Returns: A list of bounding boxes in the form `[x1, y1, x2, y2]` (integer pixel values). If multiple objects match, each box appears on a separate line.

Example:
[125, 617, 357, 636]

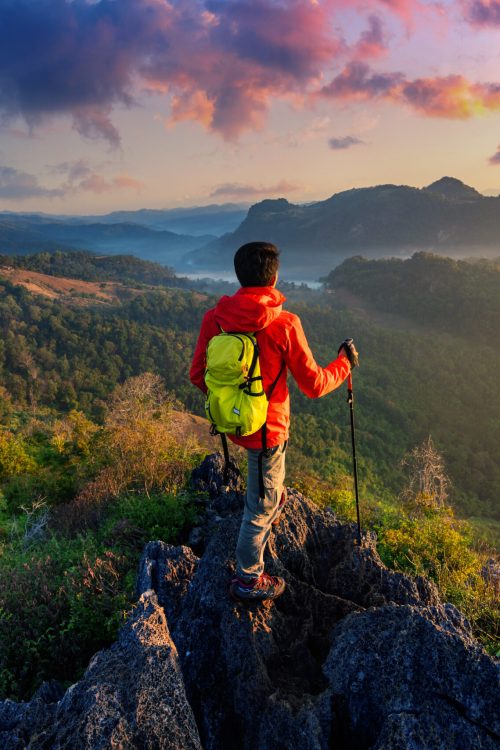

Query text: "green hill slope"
[0, 251, 498, 542]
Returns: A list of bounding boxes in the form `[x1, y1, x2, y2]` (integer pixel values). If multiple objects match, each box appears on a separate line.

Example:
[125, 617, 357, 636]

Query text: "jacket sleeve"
[189, 310, 214, 394]
[284, 315, 350, 398]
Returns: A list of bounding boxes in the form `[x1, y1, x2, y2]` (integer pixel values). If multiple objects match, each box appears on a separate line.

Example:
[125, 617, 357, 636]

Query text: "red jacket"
[189, 286, 350, 449]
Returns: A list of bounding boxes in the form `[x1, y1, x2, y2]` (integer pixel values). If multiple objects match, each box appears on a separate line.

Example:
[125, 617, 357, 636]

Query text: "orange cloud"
[401, 76, 500, 118]
[210, 180, 300, 198]
[321, 63, 500, 119]
[77, 171, 144, 194]
[112, 175, 144, 191]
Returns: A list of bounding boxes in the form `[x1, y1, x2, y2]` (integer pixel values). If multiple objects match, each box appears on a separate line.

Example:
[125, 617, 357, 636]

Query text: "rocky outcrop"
[0, 592, 202, 750]
[1, 453, 498, 749]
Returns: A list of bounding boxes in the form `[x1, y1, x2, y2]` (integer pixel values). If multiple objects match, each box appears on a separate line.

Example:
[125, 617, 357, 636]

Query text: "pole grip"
[347, 372, 353, 391]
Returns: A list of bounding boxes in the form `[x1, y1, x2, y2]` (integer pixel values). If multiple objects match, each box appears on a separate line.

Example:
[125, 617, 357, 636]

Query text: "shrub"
[0, 535, 133, 701]
[0, 432, 36, 482]
[375, 504, 499, 654]
[103, 491, 196, 546]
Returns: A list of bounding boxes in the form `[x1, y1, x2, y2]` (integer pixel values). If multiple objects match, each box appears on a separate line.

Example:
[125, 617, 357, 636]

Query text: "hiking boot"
[271, 489, 288, 526]
[229, 572, 286, 602]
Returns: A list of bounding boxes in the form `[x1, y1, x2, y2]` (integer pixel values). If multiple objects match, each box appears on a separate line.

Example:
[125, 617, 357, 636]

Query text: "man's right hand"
[338, 338, 359, 368]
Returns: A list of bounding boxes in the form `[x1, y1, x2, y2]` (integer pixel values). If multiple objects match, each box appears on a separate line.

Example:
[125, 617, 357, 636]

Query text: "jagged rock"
[326, 605, 499, 749]
[191, 451, 244, 513]
[0, 592, 201, 750]
[137, 542, 199, 628]
[171, 457, 498, 749]
[0, 681, 64, 750]
[1, 454, 498, 749]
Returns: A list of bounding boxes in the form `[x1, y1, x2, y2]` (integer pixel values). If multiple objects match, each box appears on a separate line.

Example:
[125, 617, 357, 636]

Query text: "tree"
[401, 435, 449, 509]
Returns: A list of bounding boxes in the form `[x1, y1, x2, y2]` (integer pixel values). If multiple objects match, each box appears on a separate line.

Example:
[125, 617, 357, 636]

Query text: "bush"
[0, 432, 36, 482]
[0, 488, 196, 700]
[103, 491, 196, 546]
[375, 505, 499, 655]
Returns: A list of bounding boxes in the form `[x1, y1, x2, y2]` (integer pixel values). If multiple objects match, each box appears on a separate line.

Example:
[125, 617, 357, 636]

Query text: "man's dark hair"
[234, 242, 280, 287]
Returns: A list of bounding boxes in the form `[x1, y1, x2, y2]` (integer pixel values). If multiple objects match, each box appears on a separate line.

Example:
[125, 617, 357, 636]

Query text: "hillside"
[0, 250, 498, 540]
[0, 266, 125, 305]
[323, 253, 500, 342]
[183, 177, 500, 278]
[0, 250, 187, 288]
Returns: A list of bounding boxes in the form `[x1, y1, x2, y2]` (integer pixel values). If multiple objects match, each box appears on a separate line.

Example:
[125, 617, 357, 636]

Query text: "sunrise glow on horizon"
[1, 0, 500, 214]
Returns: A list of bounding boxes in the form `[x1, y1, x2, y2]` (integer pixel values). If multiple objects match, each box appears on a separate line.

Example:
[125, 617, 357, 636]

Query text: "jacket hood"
[214, 286, 286, 332]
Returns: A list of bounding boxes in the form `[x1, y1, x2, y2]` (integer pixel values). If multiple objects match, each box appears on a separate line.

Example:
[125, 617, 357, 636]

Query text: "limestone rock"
[0, 592, 201, 750]
[1, 453, 498, 749]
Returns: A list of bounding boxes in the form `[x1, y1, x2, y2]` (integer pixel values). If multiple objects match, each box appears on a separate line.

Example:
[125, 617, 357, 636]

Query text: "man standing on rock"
[190, 242, 358, 602]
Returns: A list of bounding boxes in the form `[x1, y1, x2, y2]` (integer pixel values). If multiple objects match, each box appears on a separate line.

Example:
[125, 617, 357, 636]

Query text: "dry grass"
[0, 266, 133, 306]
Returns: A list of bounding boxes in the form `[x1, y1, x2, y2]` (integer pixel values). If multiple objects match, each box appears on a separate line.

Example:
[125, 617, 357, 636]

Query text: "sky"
[1, 0, 500, 215]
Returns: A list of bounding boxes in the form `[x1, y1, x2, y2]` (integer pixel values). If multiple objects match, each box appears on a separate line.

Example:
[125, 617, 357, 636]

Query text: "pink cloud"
[353, 15, 388, 59]
[321, 63, 500, 119]
[374, 0, 425, 26]
[401, 76, 500, 118]
[0, 0, 339, 143]
[0, 0, 492, 145]
[210, 180, 300, 198]
[79, 172, 144, 194]
[112, 175, 144, 191]
[144, 0, 344, 139]
[489, 145, 500, 164]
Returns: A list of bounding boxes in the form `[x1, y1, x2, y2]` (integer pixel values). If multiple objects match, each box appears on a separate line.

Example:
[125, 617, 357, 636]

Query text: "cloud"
[77, 173, 143, 194]
[0, 166, 64, 199]
[50, 159, 94, 182]
[210, 180, 299, 198]
[328, 135, 365, 150]
[0, 161, 143, 200]
[0, 0, 494, 145]
[400, 76, 500, 118]
[0, 0, 342, 143]
[322, 62, 404, 100]
[321, 62, 500, 119]
[489, 146, 500, 164]
[465, 1, 500, 25]
[353, 16, 388, 59]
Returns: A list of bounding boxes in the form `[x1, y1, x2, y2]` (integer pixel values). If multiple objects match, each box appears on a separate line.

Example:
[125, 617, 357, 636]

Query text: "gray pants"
[235, 441, 287, 582]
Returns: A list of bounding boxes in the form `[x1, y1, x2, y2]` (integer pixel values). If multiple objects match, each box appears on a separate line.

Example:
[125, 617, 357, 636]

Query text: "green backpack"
[204, 331, 267, 436]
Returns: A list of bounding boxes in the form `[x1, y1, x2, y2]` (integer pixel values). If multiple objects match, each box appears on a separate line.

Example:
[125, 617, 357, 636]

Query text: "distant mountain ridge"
[0, 216, 213, 264]
[183, 177, 500, 278]
[2, 179, 499, 279]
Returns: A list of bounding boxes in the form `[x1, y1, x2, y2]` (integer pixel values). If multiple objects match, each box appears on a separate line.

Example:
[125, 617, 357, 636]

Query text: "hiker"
[190, 242, 358, 602]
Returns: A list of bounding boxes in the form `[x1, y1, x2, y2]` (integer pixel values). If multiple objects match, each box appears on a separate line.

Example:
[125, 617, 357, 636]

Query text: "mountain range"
[183, 177, 500, 278]
[1, 178, 499, 279]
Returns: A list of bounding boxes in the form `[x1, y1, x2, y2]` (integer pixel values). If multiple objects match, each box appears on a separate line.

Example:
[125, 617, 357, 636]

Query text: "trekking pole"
[347, 372, 362, 545]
